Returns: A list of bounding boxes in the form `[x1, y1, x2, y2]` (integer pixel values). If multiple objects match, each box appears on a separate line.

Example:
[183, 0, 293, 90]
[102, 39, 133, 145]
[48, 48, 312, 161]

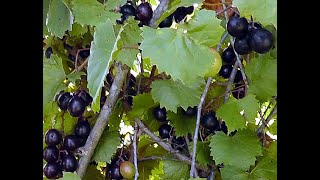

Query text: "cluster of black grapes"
[56, 89, 93, 117]
[116, 1, 194, 28]
[43, 118, 91, 179]
[217, 15, 274, 100]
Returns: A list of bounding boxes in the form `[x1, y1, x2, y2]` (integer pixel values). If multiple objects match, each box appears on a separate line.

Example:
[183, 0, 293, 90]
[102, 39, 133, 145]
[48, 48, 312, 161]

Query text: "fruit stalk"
[135, 118, 209, 172]
[133, 122, 139, 180]
[76, 62, 129, 178]
[190, 77, 212, 178]
[256, 104, 277, 135]
[148, 0, 170, 28]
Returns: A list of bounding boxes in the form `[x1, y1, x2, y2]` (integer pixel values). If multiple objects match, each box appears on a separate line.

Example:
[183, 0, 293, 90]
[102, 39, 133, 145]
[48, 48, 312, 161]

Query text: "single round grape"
[234, 35, 252, 55]
[200, 111, 219, 131]
[227, 16, 249, 38]
[45, 129, 62, 146]
[153, 106, 167, 122]
[221, 46, 236, 64]
[74, 120, 91, 139]
[45, 47, 53, 58]
[159, 124, 173, 139]
[182, 106, 197, 116]
[120, 161, 135, 179]
[43, 146, 59, 162]
[43, 162, 61, 179]
[136, 2, 153, 24]
[232, 83, 246, 99]
[67, 96, 86, 117]
[219, 65, 233, 78]
[63, 135, 81, 151]
[62, 154, 78, 172]
[248, 28, 274, 54]
[57, 92, 72, 110]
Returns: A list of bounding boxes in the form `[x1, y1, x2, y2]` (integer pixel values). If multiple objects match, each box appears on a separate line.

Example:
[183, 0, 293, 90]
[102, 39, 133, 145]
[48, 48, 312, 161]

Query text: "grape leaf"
[108, 102, 122, 131]
[245, 53, 277, 102]
[162, 160, 189, 180]
[69, 23, 88, 37]
[46, 0, 73, 38]
[140, 27, 215, 85]
[268, 120, 277, 135]
[209, 129, 263, 170]
[62, 112, 78, 135]
[60, 172, 81, 180]
[157, 0, 202, 24]
[92, 130, 120, 162]
[167, 109, 196, 136]
[104, 0, 127, 8]
[179, 10, 224, 46]
[139, 160, 160, 180]
[87, 20, 123, 112]
[66, 72, 85, 82]
[189, 141, 213, 166]
[233, 0, 277, 28]
[43, 0, 50, 34]
[216, 95, 259, 133]
[150, 161, 164, 180]
[116, 18, 142, 69]
[129, 93, 157, 118]
[43, 55, 66, 107]
[143, 108, 164, 132]
[71, 0, 120, 26]
[150, 79, 203, 113]
[83, 165, 104, 180]
[220, 165, 249, 180]
[188, 178, 206, 180]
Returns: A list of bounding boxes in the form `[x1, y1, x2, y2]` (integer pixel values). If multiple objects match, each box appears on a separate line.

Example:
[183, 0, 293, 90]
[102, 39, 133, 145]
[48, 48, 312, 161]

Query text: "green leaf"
[43, 55, 66, 106]
[87, 20, 122, 112]
[108, 102, 122, 131]
[140, 27, 215, 85]
[60, 172, 81, 180]
[188, 178, 206, 180]
[233, 0, 277, 28]
[129, 93, 157, 118]
[116, 18, 142, 69]
[46, 0, 73, 38]
[245, 53, 277, 102]
[69, 23, 88, 37]
[157, 0, 202, 24]
[209, 129, 263, 170]
[83, 165, 105, 180]
[105, 0, 127, 8]
[43, 0, 51, 34]
[66, 72, 85, 82]
[268, 120, 277, 135]
[92, 130, 120, 162]
[251, 156, 277, 180]
[139, 160, 160, 180]
[162, 160, 189, 180]
[62, 112, 78, 135]
[220, 165, 249, 180]
[150, 79, 203, 113]
[180, 10, 224, 46]
[72, 0, 120, 26]
[189, 141, 213, 166]
[167, 109, 196, 136]
[216, 95, 259, 133]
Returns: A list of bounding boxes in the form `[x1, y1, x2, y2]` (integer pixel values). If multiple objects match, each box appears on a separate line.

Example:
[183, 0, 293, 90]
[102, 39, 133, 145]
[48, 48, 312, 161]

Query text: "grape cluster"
[227, 15, 274, 55]
[116, 1, 194, 28]
[43, 118, 91, 179]
[56, 89, 92, 117]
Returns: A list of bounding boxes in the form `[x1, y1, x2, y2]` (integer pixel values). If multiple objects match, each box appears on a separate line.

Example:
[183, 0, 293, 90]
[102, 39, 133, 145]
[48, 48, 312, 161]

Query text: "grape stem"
[135, 118, 209, 172]
[138, 156, 180, 162]
[76, 62, 129, 178]
[190, 77, 212, 178]
[75, 48, 90, 72]
[216, 31, 229, 52]
[71, 57, 89, 74]
[256, 104, 277, 135]
[148, 0, 170, 28]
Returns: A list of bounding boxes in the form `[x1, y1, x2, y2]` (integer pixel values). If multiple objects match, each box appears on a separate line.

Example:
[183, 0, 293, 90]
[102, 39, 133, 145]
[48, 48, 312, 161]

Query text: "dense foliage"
[43, 0, 277, 179]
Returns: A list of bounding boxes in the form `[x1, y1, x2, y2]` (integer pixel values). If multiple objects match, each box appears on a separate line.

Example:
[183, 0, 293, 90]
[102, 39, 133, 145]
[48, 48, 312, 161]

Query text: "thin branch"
[216, 32, 229, 52]
[135, 118, 209, 172]
[149, 0, 170, 28]
[256, 104, 277, 135]
[133, 122, 139, 180]
[71, 57, 89, 74]
[190, 77, 212, 178]
[138, 156, 179, 162]
[76, 62, 129, 178]
[75, 48, 90, 72]
[224, 62, 239, 102]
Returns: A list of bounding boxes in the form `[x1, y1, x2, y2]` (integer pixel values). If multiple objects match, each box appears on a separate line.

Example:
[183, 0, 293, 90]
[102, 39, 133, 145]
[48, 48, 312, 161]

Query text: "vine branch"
[190, 77, 212, 177]
[149, 0, 170, 28]
[76, 62, 129, 178]
[133, 122, 139, 180]
[135, 118, 209, 172]
[256, 104, 277, 135]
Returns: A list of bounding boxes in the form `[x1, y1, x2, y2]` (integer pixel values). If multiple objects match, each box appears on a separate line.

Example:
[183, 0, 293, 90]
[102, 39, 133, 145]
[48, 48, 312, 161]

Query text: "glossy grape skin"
[45, 129, 62, 146]
[45, 47, 53, 58]
[153, 106, 167, 122]
[62, 154, 78, 172]
[221, 46, 236, 64]
[43, 146, 59, 162]
[63, 135, 81, 152]
[159, 14, 173, 28]
[232, 83, 246, 99]
[200, 111, 219, 131]
[234, 35, 252, 55]
[67, 96, 86, 117]
[182, 106, 197, 116]
[43, 162, 61, 179]
[219, 65, 233, 78]
[120, 161, 135, 178]
[136, 2, 153, 24]
[233, 70, 243, 83]
[248, 28, 274, 54]
[57, 92, 72, 110]
[227, 16, 249, 38]
[109, 165, 123, 180]
[159, 124, 173, 139]
[74, 120, 91, 139]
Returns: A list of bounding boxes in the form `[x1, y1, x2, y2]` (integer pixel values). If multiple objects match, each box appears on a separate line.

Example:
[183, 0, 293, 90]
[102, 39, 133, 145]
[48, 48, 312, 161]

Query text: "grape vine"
[43, 0, 277, 179]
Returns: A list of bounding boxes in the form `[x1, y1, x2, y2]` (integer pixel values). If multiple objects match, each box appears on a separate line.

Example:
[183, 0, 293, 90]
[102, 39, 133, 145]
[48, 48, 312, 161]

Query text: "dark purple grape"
[109, 165, 123, 180]
[171, 136, 187, 151]
[221, 46, 236, 64]
[79, 91, 93, 106]
[63, 135, 81, 151]
[45, 129, 62, 146]
[75, 120, 91, 139]
[159, 124, 173, 139]
[233, 70, 242, 83]
[57, 92, 72, 110]
[67, 96, 86, 117]
[62, 154, 78, 172]
[159, 14, 173, 28]
[136, 2, 153, 24]
[234, 35, 252, 55]
[248, 22, 262, 32]
[232, 83, 246, 99]
[173, 6, 194, 23]
[248, 28, 274, 54]
[120, 4, 136, 17]
[200, 111, 219, 131]
[68, 54, 76, 61]
[43, 146, 59, 162]
[227, 16, 249, 38]
[43, 162, 61, 179]
[79, 49, 90, 59]
[219, 65, 233, 78]
[216, 121, 228, 134]
[45, 47, 53, 58]
[182, 106, 197, 116]
[153, 106, 167, 122]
